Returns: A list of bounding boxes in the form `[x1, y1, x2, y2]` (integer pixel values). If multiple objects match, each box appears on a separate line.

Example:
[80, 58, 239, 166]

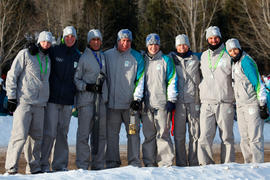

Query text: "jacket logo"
[124, 61, 130, 67]
[156, 64, 161, 70]
[74, 62, 78, 68]
[55, 57, 64, 62]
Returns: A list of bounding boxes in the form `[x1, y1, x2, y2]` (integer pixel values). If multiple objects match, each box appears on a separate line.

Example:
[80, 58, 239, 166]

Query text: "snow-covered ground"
[1, 116, 270, 179]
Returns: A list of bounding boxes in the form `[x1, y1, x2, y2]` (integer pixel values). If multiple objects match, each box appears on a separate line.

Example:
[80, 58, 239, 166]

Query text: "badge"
[227, 108, 232, 114]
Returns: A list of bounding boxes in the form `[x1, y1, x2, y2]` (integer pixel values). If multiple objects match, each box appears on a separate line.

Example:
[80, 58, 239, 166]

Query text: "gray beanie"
[63, 26, 77, 39]
[146, 33, 160, 47]
[225, 38, 241, 52]
[37, 31, 53, 44]
[117, 29, 132, 41]
[87, 29, 102, 43]
[206, 26, 222, 40]
[175, 34, 190, 48]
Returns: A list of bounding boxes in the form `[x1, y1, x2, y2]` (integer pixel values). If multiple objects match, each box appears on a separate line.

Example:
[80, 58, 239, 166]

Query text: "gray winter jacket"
[144, 51, 178, 108]
[6, 49, 51, 106]
[232, 51, 267, 106]
[199, 44, 234, 104]
[105, 47, 144, 109]
[74, 47, 108, 108]
[169, 51, 200, 104]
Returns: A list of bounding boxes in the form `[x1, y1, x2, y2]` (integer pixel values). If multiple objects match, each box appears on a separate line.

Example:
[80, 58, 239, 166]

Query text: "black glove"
[260, 105, 269, 120]
[7, 99, 17, 112]
[130, 100, 142, 111]
[86, 83, 102, 94]
[27, 42, 39, 56]
[166, 101, 175, 113]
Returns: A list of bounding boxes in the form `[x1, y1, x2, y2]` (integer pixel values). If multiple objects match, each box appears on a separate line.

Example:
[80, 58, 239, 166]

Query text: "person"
[5, 31, 52, 174]
[105, 29, 144, 168]
[141, 33, 178, 167]
[198, 26, 235, 165]
[40, 26, 81, 172]
[169, 34, 201, 166]
[226, 38, 268, 163]
[74, 29, 108, 170]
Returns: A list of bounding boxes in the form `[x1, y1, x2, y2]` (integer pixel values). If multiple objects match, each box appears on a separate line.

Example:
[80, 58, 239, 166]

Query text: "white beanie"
[63, 26, 77, 39]
[87, 29, 102, 43]
[37, 31, 53, 44]
[175, 34, 190, 48]
[206, 26, 222, 40]
[225, 38, 241, 52]
[145, 33, 160, 47]
[117, 29, 132, 41]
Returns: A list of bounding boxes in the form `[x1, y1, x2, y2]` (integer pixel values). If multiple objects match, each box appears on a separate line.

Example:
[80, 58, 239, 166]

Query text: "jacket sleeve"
[74, 56, 86, 91]
[6, 50, 26, 99]
[163, 55, 178, 102]
[131, 49, 145, 101]
[241, 55, 267, 105]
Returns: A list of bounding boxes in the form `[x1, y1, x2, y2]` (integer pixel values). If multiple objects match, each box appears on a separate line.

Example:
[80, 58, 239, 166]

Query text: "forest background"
[0, 0, 269, 74]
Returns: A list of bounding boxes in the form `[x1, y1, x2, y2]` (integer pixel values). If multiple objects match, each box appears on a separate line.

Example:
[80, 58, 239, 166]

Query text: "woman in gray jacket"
[5, 31, 52, 174]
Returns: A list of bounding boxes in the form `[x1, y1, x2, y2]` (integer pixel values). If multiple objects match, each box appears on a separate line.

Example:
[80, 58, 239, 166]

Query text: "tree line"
[0, 0, 269, 74]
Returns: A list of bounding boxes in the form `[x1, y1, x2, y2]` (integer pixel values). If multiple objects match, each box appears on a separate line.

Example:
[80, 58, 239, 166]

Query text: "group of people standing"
[4, 25, 269, 174]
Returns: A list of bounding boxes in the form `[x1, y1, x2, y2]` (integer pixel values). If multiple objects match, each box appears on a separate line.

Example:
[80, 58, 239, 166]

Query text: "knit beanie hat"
[225, 38, 241, 52]
[87, 29, 102, 43]
[37, 31, 53, 44]
[63, 26, 77, 39]
[146, 33, 160, 47]
[206, 26, 221, 40]
[175, 34, 190, 48]
[117, 29, 132, 41]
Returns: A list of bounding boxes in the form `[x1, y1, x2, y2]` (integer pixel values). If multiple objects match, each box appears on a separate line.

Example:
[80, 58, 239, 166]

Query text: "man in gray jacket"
[5, 31, 52, 174]
[74, 29, 108, 170]
[198, 26, 235, 165]
[169, 34, 201, 166]
[142, 33, 178, 167]
[105, 29, 144, 168]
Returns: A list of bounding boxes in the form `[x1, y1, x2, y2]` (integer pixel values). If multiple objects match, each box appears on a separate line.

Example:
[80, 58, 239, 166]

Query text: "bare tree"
[167, 0, 221, 52]
[234, 0, 270, 73]
[0, 0, 34, 72]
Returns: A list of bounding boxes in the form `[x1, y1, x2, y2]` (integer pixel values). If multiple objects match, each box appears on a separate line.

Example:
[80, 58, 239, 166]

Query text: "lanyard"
[36, 53, 48, 75]
[91, 50, 102, 69]
[208, 48, 225, 71]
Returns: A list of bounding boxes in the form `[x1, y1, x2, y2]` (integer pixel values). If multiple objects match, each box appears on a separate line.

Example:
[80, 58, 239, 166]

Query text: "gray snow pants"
[237, 104, 264, 163]
[76, 103, 107, 170]
[40, 103, 72, 171]
[106, 108, 141, 168]
[5, 103, 45, 174]
[174, 103, 200, 166]
[141, 107, 174, 167]
[198, 103, 235, 165]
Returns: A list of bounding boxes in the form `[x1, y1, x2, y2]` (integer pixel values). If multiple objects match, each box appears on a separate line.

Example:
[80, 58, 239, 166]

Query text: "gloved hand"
[130, 100, 142, 111]
[259, 105, 269, 120]
[166, 101, 176, 113]
[27, 42, 39, 55]
[86, 83, 102, 94]
[7, 99, 17, 112]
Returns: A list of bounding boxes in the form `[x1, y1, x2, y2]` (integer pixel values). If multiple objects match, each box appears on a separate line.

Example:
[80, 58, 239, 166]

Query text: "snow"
[1, 115, 270, 179]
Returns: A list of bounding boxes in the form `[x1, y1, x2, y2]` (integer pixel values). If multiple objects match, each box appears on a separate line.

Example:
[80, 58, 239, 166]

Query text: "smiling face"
[64, 34, 76, 47]
[228, 48, 240, 58]
[176, 44, 189, 54]
[89, 38, 102, 51]
[207, 36, 220, 46]
[147, 44, 160, 55]
[117, 38, 131, 52]
[39, 41, 51, 50]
